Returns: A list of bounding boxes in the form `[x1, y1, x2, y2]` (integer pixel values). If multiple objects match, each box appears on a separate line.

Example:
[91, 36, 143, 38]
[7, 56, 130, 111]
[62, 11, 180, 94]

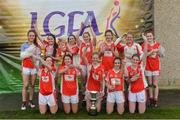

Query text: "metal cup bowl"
[88, 91, 98, 116]
[89, 91, 98, 101]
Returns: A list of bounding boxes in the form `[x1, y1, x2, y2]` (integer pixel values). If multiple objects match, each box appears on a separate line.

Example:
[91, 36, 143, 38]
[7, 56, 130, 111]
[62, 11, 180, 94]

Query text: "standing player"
[66, 34, 80, 67]
[82, 45, 105, 113]
[20, 30, 38, 110]
[106, 57, 125, 115]
[122, 32, 144, 104]
[58, 54, 81, 114]
[34, 22, 58, 57]
[99, 29, 119, 74]
[124, 32, 143, 67]
[126, 34, 148, 114]
[142, 30, 161, 107]
[78, 22, 97, 101]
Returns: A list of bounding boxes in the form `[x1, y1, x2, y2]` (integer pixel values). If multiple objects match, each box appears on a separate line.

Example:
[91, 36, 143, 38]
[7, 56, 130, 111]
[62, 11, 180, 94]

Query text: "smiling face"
[68, 35, 76, 45]
[45, 57, 53, 66]
[64, 55, 72, 66]
[146, 32, 154, 43]
[92, 53, 99, 64]
[114, 58, 121, 69]
[126, 33, 134, 47]
[83, 32, 90, 43]
[105, 31, 113, 42]
[131, 55, 140, 67]
[28, 31, 36, 43]
[47, 35, 55, 45]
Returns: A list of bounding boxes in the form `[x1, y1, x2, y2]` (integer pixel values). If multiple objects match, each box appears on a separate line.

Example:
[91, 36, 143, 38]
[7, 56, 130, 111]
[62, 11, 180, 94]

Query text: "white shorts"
[61, 94, 79, 104]
[39, 92, 57, 107]
[128, 90, 146, 103]
[22, 67, 37, 75]
[145, 70, 160, 76]
[80, 65, 87, 76]
[73, 55, 80, 67]
[107, 91, 125, 104]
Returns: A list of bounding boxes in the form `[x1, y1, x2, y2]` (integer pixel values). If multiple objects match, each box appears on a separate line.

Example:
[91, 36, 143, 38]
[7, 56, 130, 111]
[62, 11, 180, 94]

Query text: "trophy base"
[88, 109, 98, 116]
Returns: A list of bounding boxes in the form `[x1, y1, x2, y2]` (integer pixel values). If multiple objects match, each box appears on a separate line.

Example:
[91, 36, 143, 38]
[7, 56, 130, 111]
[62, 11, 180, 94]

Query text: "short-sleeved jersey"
[60, 65, 80, 96]
[116, 42, 125, 58]
[56, 48, 62, 57]
[124, 43, 143, 66]
[20, 42, 35, 68]
[37, 40, 53, 57]
[99, 41, 115, 71]
[45, 45, 54, 57]
[80, 41, 93, 65]
[142, 41, 160, 71]
[106, 69, 124, 92]
[39, 66, 56, 95]
[127, 65, 146, 93]
[66, 44, 79, 55]
[86, 64, 105, 92]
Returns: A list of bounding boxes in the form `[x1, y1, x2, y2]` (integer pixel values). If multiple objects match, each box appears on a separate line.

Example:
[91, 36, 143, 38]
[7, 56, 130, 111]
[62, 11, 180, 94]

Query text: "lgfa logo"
[30, 11, 103, 37]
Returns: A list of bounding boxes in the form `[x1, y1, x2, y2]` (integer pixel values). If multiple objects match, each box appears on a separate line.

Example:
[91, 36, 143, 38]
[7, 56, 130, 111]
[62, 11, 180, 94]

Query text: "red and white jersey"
[45, 45, 54, 57]
[57, 48, 62, 57]
[37, 39, 54, 57]
[142, 41, 160, 71]
[106, 69, 124, 92]
[80, 41, 93, 65]
[124, 43, 143, 66]
[39, 66, 56, 95]
[116, 42, 125, 58]
[22, 58, 34, 68]
[127, 65, 146, 93]
[86, 64, 105, 92]
[66, 44, 79, 55]
[20, 42, 38, 68]
[99, 41, 115, 72]
[37, 39, 48, 48]
[60, 65, 80, 96]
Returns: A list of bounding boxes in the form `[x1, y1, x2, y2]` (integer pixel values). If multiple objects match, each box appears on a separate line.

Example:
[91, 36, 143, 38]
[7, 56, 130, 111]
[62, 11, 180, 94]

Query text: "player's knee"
[30, 84, 35, 89]
[139, 110, 145, 114]
[118, 111, 124, 115]
[51, 110, 57, 114]
[64, 109, 71, 114]
[23, 85, 28, 90]
[129, 109, 135, 114]
[40, 111, 46, 114]
[97, 106, 101, 112]
[117, 108, 124, 115]
[148, 83, 153, 88]
[72, 109, 78, 114]
[106, 109, 113, 114]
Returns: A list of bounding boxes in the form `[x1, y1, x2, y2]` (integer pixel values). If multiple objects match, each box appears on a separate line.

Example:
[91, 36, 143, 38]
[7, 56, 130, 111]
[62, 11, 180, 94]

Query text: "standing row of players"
[20, 22, 162, 115]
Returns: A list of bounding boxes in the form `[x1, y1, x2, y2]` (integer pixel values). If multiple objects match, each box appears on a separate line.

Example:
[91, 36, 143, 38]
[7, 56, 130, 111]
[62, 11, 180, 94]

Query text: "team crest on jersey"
[111, 78, 121, 85]
[42, 76, 49, 82]
[65, 75, 74, 81]
[82, 47, 90, 52]
[98, 71, 101, 75]
[93, 73, 99, 80]
[104, 50, 113, 57]
[130, 71, 134, 76]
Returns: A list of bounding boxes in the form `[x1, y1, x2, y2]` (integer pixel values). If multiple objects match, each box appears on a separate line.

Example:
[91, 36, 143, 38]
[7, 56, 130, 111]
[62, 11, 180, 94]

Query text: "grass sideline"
[0, 107, 180, 119]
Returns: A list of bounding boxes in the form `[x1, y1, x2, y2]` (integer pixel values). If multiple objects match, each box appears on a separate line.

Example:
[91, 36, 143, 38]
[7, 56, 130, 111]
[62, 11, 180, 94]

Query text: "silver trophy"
[88, 91, 98, 116]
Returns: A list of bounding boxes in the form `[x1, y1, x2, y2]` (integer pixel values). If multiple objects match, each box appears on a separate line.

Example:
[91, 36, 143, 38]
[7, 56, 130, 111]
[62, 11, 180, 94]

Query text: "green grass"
[0, 107, 180, 119]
